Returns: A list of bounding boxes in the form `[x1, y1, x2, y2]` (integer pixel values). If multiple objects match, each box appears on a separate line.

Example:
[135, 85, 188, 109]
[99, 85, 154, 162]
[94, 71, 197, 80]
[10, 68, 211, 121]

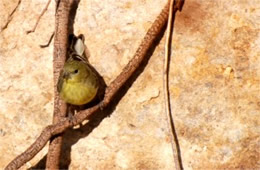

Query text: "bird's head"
[62, 60, 89, 83]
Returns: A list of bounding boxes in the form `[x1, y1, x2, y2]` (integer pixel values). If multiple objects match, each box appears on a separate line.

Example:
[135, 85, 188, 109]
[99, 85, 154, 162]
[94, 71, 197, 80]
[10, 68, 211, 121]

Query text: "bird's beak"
[63, 72, 71, 80]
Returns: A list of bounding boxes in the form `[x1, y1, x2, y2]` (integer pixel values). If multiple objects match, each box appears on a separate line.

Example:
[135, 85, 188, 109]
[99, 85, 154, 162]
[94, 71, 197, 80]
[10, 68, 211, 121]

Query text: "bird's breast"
[60, 81, 98, 105]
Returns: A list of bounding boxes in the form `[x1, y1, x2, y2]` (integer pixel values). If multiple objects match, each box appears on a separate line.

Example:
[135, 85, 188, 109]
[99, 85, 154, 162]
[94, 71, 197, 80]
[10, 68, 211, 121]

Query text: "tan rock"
[0, 0, 259, 169]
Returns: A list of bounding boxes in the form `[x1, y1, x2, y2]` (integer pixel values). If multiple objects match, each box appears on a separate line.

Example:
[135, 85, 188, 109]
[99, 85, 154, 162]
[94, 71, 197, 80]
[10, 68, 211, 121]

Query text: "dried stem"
[40, 32, 55, 48]
[164, 0, 184, 170]
[46, 0, 70, 169]
[26, 0, 52, 34]
[5, 0, 183, 169]
[1, 0, 21, 32]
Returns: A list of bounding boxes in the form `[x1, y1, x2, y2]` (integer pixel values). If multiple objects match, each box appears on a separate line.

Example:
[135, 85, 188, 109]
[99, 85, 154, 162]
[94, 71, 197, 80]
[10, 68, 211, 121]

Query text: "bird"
[57, 34, 99, 105]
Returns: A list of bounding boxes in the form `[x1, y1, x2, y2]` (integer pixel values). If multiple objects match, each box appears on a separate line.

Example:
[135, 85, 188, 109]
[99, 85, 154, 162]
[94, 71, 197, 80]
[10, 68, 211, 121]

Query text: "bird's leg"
[67, 104, 75, 123]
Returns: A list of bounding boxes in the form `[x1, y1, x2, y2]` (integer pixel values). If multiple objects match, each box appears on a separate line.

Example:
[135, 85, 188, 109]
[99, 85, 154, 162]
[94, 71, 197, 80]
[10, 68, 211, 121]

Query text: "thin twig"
[40, 32, 55, 48]
[164, 0, 184, 170]
[46, 0, 70, 169]
[5, 1, 184, 169]
[26, 0, 52, 34]
[1, 0, 21, 32]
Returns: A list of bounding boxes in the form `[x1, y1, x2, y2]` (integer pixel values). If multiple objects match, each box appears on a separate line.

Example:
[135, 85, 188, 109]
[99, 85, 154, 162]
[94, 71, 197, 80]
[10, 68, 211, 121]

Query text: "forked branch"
[5, 0, 184, 169]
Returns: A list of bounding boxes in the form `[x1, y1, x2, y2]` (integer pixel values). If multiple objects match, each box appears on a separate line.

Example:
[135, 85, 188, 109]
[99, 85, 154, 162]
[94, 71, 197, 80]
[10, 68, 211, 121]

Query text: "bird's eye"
[74, 69, 79, 74]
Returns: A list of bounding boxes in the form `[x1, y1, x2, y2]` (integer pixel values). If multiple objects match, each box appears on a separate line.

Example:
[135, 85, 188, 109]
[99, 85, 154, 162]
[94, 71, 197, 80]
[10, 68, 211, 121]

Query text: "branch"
[1, 0, 21, 32]
[5, 0, 184, 169]
[26, 0, 51, 34]
[164, 0, 184, 170]
[46, 0, 70, 169]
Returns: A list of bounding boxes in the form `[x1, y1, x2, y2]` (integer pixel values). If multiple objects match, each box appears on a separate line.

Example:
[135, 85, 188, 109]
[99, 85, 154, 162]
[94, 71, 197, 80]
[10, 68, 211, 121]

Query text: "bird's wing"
[57, 70, 64, 93]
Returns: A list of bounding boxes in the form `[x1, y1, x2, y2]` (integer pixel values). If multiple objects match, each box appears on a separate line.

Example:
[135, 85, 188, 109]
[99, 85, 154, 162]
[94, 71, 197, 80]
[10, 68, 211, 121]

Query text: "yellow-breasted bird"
[57, 34, 99, 105]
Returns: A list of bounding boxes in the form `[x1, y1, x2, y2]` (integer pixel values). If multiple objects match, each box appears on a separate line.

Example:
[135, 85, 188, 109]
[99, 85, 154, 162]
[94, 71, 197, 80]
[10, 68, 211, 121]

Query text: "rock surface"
[0, 0, 259, 169]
